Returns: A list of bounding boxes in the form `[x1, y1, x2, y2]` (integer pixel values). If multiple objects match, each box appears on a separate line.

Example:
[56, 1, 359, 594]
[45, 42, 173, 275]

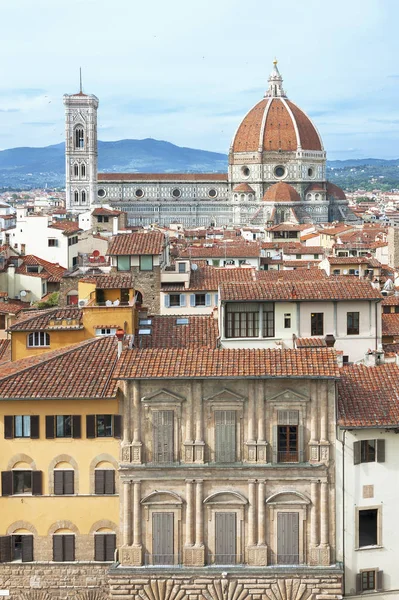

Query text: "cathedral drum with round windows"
[171, 188, 182, 199]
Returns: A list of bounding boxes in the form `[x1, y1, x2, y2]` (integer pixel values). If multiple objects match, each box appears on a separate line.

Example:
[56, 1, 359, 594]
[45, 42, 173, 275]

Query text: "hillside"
[0, 139, 398, 191]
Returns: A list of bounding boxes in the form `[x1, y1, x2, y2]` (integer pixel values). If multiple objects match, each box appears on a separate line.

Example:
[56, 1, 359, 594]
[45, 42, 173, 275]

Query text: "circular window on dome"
[308, 167, 315, 178]
[208, 188, 217, 198]
[241, 166, 250, 178]
[172, 188, 181, 198]
[97, 188, 106, 198]
[274, 166, 286, 178]
[135, 188, 144, 198]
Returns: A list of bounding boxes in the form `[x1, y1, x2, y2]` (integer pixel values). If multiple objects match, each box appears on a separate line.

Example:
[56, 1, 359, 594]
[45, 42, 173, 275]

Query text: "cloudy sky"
[1, 0, 399, 160]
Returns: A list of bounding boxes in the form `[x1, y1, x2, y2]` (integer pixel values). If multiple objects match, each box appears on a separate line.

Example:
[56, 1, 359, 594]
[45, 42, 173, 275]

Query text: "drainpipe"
[341, 428, 347, 596]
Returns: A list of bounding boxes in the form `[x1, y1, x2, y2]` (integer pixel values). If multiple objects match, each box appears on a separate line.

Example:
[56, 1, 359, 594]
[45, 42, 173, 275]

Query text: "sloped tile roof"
[382, 295, 399, 306]
[219, 279, 382, 302]
[263, 182, 301, 202]
[49, 221, 82, 234]
[15, 254, 66, 282]
[0, 337, 119, 399]
[0, 301, 25, 315]
[179, 242, 261, 259]
[256, 268, 327, 281]
[92, 207, 122, 217]
[382, 313, 399, 336]
[162, 266, 255, 292]
[0, 340, 11, 365]
[89, 274, 134, 289]
[115, 347, 339, 379]
[9, 307, 82, 332]
[136, 315, 219, 349]
[338, 364, 399, 427]
[108, 231, 165, 256]
[296, 337, 327, 348]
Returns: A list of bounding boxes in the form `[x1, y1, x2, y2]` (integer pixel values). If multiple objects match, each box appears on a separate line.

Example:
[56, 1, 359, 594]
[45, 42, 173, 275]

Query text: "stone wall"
[108, 570, 343, 600]
[0, 563, 109, 599]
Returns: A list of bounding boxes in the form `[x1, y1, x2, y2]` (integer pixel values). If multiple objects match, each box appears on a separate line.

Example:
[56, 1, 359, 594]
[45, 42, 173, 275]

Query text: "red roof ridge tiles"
[114, 347, 340, 379]
[108, 231, 165, 256]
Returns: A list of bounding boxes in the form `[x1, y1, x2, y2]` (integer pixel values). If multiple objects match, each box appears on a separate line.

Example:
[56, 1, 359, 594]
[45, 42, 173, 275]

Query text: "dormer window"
[27, 265, 40, 273]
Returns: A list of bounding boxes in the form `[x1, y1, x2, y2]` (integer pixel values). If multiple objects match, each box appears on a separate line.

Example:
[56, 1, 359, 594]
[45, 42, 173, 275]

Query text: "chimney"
[336, 351, 344, 368]
[115, 328, 125, 358]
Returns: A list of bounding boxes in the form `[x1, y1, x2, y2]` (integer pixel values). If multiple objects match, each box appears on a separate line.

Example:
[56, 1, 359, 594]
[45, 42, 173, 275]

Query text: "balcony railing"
[277, 451, 299, 463]
[270, 553, 302, 566]
[144, 554, 181, 567]
[208, 553, 244, 566]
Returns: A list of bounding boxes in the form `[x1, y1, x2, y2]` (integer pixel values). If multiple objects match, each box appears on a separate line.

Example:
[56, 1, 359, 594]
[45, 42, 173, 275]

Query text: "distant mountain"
[0, 138, 399, 191]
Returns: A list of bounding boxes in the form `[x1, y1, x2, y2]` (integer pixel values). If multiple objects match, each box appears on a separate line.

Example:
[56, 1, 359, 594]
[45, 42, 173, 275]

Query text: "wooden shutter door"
[54, 471, 64, 495]
[32, 471, 42, 495]
[64, 471, 74, 495]
[30, 416, 40, 439]
[4, 416, 13, 439]
[22, 535, 33, 562]
[277, 512, 299, 565]
[215, 512, 236, 564]
[152, 512, 174, 565]
[86, 415, 96, 438]
[104, 470, 115, 494]
[0, 536, 11, 562]
[153, 411, 174, 463]
[1, 472, 12, 496]
[353, 441, 361, 465]
[45, 416, 55, 439]
[64, 535, 75, 561]
[72, 415, 81, 439]
[377, 440, 385, 463]
[53, 535, 63, 561]
[94, 534, 105, 561]
[113, 415, 122, 439]
[105, 534, 116, 561]
[95, 470, 105, 494]
[215, 410, 236, 463]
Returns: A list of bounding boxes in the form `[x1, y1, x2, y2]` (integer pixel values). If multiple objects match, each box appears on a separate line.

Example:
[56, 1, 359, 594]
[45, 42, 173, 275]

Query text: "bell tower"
[63, 73, 99, 212]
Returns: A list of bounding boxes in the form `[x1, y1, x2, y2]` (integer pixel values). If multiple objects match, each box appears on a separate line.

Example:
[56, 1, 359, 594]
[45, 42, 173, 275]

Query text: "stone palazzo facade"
[64, 61, 354, 228]
[113, 353, 342, 600]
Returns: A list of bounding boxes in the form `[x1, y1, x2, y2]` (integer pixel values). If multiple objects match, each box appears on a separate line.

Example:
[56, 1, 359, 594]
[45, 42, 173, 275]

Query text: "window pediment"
[204, 491, 248, 505]
[141, 389, 186, 406]
[205, 388, 245, 405]
[268, 388, 309, 403]
[141, 490, 184, 506]
[266, 490, 310, 505]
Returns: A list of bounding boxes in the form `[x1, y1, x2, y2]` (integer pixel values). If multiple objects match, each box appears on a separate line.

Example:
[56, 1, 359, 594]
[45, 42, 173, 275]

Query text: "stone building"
[64, 61, 355, 228]
[111, 346, 343, 599]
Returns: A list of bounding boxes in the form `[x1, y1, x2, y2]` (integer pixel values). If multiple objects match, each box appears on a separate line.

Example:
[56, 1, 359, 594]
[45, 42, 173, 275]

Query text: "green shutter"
[215, 410, 236, 463]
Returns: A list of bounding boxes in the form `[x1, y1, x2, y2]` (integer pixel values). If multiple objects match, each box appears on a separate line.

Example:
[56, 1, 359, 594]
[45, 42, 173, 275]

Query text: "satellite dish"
[20, 290, 27, 297]
[191, 264, 198, 271]
[93, 250, 100, 257]
[343, 270, 348, 275]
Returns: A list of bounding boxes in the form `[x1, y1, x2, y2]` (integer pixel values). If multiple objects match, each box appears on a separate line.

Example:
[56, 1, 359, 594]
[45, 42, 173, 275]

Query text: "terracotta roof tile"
[92, 207, 122, 217]
[296, 337, 327, 348]
[108, 231, 165, 256]
[15, 254, 66, 282]
[0, 340, 11, 365]
[263, 182, 301, 202]
[9, 307, 82, 332]
[381, 295, 399, 306]
[327, 182, 346, 200]
[338, 363, 399, 427]
[233, 183, 255, 193]
[0, 301, 25, 315]
[256, 268, 327, 282]
[115, 347, 339, 380]
[0, 337, 118, 399]
[136, 315, 219, 349]
[220, 279, 382, 302]
[50, 221, 81, 234]
[382, 313, 399, 336]
[179, 242, 261, 259]
[88, 274, 134, 289]
[163, 265, 255, 292]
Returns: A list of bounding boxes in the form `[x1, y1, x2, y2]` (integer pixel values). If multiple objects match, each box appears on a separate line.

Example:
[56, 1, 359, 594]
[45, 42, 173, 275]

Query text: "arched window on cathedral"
[74, 191, 79, 203]
[81, 164, 86, 178]
[75, 128, 84, 149]
[73, 164, 79, 177]
[81, 190, 86, 203]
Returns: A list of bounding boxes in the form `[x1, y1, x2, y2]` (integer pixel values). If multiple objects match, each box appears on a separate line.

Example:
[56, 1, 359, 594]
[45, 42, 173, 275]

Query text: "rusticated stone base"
[183, 544, 205, 566]
[108, 570, 343, 600]
[0, 563, 109, 599]
[309, 544, 331, 566]
[119, 544, 142, 566]
[247, 545, 268, 565]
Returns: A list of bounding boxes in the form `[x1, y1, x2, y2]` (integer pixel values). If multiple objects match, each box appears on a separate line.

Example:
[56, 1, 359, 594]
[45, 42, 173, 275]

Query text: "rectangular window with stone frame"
[272, 411, 304, 463]
[356, 570, 383, 593]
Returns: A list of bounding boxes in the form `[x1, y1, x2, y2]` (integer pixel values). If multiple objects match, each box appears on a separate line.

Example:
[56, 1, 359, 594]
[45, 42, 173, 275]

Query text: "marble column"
[185, 480, 194, 546]
[310, 480, 319, 547]
[248, 480, 256, 547]
[123, 480, 132, 546]
[257, 480, 266, 546]
[195, 480, 204, 546]
[320, 481, 329, 547]
[133, 480, 141, 546]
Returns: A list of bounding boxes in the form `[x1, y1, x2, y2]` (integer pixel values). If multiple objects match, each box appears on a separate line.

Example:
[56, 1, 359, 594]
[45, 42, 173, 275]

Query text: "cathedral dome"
[233, 183, 255, 192]
[327, 182, 346, 200]
[263, 182, 301, 202]
[231, 61, 323, 154]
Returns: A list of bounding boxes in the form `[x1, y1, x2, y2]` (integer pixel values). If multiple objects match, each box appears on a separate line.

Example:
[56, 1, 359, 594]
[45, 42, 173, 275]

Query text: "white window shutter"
[190, 294, 196, 307]
[164, 295, 170, 308]
[214, 293, 218, 305]
[180, 295, 186, 307]
[205, 293, 211, 306]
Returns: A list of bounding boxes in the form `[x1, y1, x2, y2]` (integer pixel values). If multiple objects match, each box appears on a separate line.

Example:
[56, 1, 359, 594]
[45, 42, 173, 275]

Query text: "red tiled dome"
[327, 182, 346, 200]
[232, 97, 323, 153]
[263, 182, 301, 202]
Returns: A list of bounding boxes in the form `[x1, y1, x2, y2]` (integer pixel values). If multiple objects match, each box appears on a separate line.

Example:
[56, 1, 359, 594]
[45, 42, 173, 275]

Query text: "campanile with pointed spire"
[63, 74, 99, 212]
